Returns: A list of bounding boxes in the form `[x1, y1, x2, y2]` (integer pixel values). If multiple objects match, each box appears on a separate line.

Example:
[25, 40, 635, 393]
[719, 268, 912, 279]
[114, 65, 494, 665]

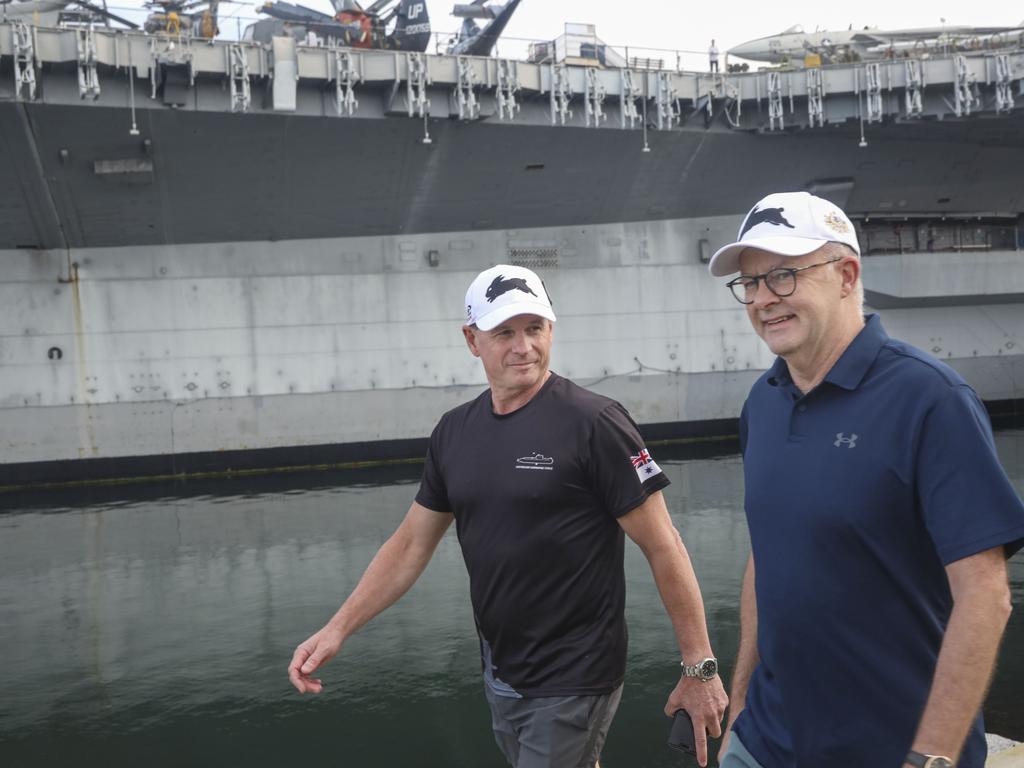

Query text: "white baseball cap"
[465, 264, 556, 331]
[708, 191, 861, 277]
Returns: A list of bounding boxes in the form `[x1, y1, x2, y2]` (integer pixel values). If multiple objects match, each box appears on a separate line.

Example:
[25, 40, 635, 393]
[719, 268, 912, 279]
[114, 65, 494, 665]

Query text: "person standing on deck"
[708, 191, 1024, 768]
[289, 265, 728, 768]
[709, 40, 720, 72]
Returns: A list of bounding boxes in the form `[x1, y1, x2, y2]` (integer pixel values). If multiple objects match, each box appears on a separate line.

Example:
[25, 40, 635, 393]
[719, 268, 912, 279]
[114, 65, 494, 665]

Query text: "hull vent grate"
[509, 248, 559, 269]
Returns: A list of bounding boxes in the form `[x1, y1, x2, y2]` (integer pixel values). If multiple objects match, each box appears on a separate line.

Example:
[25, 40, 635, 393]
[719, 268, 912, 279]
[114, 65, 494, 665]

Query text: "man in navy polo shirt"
[708, 192, 1024, 768]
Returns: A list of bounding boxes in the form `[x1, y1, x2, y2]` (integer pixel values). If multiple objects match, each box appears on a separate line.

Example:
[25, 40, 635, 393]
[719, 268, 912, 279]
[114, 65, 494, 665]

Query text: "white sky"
[106, 1, 1024, 62]
[478, 0, 1024, 54]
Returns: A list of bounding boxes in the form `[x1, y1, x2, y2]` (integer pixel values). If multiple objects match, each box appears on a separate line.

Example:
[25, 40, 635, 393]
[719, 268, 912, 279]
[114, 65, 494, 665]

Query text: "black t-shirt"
[415, 373, 670, 697]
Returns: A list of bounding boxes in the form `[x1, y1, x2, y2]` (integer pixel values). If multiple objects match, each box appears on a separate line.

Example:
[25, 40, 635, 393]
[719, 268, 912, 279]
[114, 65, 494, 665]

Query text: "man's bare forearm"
[906, 548, 1011, 764]
[727, 555, 759, 728]
[327, 503, 453, 640]
[620, 493, 714, 659]
[619, 492, 728, 766]
[647, 538, 715, 659]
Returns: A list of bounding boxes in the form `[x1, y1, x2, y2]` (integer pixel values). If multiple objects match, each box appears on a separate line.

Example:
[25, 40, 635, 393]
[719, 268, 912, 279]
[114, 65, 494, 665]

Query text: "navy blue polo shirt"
[736, 314, 1024, 768]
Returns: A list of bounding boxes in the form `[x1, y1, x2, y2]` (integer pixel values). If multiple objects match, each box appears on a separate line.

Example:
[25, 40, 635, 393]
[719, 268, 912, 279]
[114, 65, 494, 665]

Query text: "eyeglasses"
[725, 257, 842, 305]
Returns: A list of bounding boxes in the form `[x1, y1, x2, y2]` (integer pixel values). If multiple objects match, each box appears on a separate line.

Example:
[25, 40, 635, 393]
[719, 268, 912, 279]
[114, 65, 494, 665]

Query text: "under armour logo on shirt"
[834, 433, 858, 449]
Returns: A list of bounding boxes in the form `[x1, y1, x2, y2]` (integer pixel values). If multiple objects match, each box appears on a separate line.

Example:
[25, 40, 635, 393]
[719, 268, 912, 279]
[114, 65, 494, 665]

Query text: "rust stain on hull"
[68, 260, 98, 458]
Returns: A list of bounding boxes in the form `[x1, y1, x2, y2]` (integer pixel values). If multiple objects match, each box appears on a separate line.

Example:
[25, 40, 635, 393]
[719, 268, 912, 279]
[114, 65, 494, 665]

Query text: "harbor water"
[1, 431, 1022, 767]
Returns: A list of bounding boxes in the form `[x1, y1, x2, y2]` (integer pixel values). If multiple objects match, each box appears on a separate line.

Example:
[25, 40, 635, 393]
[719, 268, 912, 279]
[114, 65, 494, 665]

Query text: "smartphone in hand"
[667, 708, 697, 755]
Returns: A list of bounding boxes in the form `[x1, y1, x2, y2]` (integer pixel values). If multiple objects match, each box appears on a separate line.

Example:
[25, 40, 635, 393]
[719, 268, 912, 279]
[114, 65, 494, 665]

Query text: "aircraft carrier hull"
[4, 100, 1024, 249]
[1, 26, 1023, 486]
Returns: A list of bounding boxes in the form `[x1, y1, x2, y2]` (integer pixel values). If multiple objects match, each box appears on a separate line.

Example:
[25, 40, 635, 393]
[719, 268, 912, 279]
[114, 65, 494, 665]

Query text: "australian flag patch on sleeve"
[630, 448, 663, 482]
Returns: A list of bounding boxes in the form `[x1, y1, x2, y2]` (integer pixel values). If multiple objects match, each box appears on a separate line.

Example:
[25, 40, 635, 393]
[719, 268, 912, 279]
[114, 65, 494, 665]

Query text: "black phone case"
[667, 709, 696, 755]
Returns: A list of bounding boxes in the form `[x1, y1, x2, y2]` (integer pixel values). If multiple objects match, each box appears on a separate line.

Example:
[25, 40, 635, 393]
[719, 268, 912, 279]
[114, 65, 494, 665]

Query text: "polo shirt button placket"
[789, 396, 807, 441]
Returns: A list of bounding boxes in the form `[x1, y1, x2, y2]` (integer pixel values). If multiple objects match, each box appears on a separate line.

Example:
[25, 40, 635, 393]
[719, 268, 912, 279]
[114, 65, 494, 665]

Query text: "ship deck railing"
[1, 21, 1022, 132]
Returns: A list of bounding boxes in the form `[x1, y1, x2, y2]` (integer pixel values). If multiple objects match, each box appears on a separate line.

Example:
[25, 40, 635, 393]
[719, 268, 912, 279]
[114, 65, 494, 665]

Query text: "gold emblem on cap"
[824, 212, 850, 234]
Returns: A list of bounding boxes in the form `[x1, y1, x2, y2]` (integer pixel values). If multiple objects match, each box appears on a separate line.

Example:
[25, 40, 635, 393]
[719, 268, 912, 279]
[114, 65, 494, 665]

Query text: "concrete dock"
[988, 734, 1024, 766]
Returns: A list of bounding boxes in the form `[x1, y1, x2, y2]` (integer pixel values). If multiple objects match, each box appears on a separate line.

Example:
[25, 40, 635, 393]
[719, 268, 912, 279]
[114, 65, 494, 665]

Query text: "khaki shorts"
[483, 683, 623, 768]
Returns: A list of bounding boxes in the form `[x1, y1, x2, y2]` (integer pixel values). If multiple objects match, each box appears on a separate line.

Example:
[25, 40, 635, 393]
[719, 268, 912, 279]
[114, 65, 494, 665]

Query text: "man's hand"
[664, 676, 728, 767]
[288, 624, 344, 694]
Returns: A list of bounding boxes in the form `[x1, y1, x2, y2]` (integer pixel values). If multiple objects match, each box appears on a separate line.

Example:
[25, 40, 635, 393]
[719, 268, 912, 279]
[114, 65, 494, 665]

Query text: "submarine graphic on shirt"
[515, 453, 555, 471]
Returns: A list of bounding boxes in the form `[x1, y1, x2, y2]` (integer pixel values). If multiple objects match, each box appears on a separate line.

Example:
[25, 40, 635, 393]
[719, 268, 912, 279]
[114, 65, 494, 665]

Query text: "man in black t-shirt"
[289, 265, 728, 768]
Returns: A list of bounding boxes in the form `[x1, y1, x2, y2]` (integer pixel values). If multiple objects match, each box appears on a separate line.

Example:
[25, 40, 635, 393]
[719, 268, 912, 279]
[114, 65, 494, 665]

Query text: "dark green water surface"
[1, 432, 1022, 767]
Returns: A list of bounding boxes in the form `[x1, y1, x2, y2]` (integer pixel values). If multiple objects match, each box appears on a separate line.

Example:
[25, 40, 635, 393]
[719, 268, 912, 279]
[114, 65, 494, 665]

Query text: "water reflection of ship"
[0, 11, 1022, 486]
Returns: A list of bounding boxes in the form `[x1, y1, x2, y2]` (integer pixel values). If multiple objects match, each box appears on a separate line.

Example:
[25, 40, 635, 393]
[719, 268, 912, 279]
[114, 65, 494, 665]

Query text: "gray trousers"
[483, 683, 623, 768]
[718, 730, 766, 768]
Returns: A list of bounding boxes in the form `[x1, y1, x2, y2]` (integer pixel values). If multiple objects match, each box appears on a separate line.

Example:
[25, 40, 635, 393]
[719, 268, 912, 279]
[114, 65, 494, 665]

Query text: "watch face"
[699, 659, 718, 679]
[928, 760, 953, 768]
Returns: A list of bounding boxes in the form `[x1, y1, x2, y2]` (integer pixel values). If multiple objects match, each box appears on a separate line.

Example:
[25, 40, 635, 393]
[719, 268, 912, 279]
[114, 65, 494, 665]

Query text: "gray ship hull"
[1, 26, 1022, 486]
[4, 101, 1024, 250]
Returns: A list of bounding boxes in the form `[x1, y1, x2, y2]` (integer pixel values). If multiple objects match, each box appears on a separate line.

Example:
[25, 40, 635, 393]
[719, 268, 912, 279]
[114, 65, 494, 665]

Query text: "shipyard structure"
[1, 22, 1022, 485]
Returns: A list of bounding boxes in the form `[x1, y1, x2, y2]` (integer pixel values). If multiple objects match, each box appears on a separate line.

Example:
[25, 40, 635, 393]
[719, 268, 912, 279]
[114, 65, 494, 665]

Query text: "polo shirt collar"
[766, 355, 791, 387]
[766, 314, 887, 391]
[824, 314, 887, 390]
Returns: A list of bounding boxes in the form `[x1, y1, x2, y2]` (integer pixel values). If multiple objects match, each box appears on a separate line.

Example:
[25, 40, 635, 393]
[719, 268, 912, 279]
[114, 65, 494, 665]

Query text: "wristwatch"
[680, 656, 718, 682]
[905, 750, 954, 768]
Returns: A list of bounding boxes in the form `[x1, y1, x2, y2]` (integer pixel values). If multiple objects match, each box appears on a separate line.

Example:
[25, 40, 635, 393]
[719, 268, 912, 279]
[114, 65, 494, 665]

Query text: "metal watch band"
[679, 656, 718, 681]
[906, 750, 954, 768]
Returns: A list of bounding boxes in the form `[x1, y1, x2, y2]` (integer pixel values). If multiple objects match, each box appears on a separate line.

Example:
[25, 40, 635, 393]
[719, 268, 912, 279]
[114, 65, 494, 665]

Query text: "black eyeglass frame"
[725, 257, 843, 305]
